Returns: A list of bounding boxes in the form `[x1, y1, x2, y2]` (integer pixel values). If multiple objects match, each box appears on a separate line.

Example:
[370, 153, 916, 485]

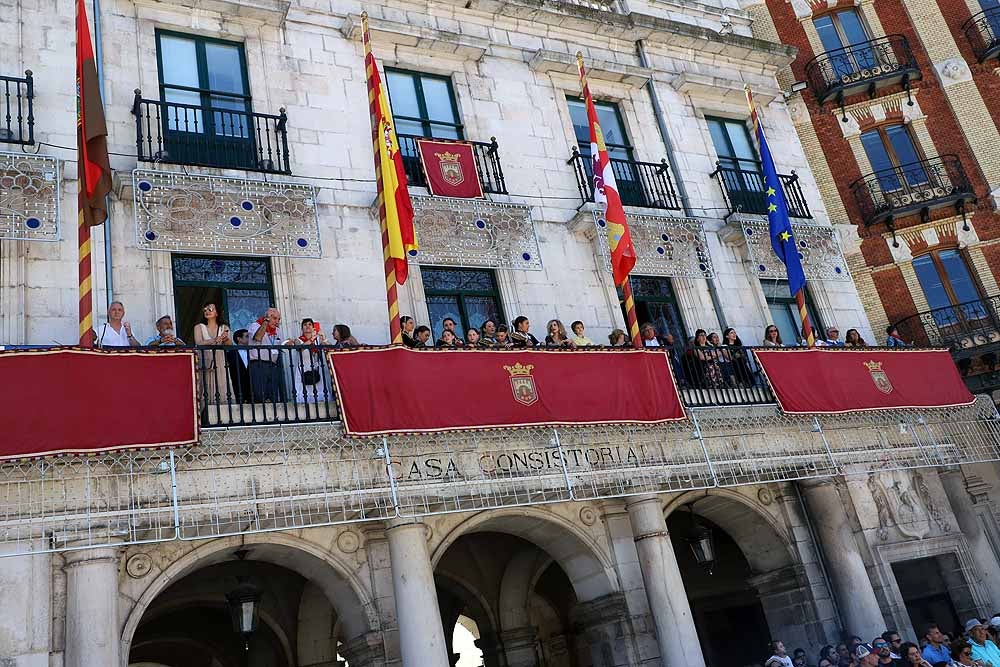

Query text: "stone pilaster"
[500, 626, 539, 667]
[63, 544, 122, 667]
[340, 631, 388, 667]
[571, 592, 638, 667]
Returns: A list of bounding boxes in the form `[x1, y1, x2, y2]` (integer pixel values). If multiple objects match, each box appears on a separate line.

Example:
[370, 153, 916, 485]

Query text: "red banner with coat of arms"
[753, 348, 975, 414]
[417, 139, 484, 198]
[327, 347, 684, 435]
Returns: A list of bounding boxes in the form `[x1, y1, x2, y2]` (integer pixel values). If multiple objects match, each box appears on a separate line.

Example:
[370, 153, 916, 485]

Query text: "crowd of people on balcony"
[766, 617, 1000, 667]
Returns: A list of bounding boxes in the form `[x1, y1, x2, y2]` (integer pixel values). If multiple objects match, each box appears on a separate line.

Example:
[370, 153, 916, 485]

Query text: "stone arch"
[431, 506, 619, 603]
[121, 532, 378, 656]
[435, 570, 501, 636]
[498, 547, 553, 630]
[664, 488, 796, 574]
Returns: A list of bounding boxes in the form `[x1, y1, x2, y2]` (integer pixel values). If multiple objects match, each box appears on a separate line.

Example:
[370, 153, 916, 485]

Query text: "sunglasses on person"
[963, 651, 973, 657]
[874, 642, 888, 649]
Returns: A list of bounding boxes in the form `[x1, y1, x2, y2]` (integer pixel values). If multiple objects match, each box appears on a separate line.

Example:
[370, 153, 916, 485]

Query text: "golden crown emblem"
[435, 151, 461, 162]
[864, 360, 883, 372]
[503, 363, 534, 377]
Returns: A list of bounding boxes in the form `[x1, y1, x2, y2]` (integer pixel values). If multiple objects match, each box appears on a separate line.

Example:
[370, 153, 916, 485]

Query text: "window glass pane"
[568, 98, 590, 151]
[431, 124, 461, 140]
[204, 42, 246, 95]
[395, 119, 425, 139]
[725, 121, 757, 162]
[885, 125, 921, 167]
[645, 301, 685, 342]
[227, 289, 272, 332]
[463, 296, 502, 336]
[813, 15, 844, 52]
[768, 303, 800, 345]
[160, 35, 200, 88]
[421, 268, 497, 293]
[939, 250, 982, 305]
[913, 255, 953, 312]
[427, 295, 461, 341]
[386, 71, 421, 118]
[421, 77, 459, 125]
[172, 256, 270, 285]
[163, 90, 203, 132]
[596, 104, 628, 148]
[861, 130, 902, 190]
[837, 10, 869, 46]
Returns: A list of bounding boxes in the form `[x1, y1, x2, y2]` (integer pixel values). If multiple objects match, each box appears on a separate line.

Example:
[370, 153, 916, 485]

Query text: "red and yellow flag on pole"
[362, 13, 417, 345]
[76, 0, 112, 348]
[577, 54, 641, 348]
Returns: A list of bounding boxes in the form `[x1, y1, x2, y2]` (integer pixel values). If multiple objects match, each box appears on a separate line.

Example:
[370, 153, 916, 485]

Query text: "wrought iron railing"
[850, 154, 973, 227]
[397, 134, 507, 194]
[893, 296, 1000, 355]
[0, 71, 34, 145]
[963, 7, 1000, 62]
[131, 90, 291, 174]
[804, 34, 920, 104]
[710, 160, 812, 219]
[568, 147, 682, 210]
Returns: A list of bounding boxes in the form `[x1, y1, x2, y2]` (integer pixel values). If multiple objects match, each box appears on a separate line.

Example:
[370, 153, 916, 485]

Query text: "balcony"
[850, 154, 973, 227]
[804, 35, 920, 105]
[963, 8, 1000, 62]
[568, 147, 682, 211]
[711, 160, 812, 220]
[131, 90, 290, 174]
[398, 134, 507, 195]
[0, 71, 34, 145]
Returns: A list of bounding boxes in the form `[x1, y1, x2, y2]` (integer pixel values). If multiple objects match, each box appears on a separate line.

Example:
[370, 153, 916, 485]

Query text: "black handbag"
[301, 369, 321, 386]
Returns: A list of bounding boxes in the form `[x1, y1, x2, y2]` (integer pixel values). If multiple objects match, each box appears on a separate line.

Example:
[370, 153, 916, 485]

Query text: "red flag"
[76, 0, 111, 227]
[577, 56, 636, 286]
[417, 139, 484, 198]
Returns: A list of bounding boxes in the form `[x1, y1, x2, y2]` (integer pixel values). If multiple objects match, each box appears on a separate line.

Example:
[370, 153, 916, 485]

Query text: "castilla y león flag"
[416, 139, 484, 198]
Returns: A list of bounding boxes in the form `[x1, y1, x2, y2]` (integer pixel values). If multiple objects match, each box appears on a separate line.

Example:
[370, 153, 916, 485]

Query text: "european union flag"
[755, 116, 806, 298]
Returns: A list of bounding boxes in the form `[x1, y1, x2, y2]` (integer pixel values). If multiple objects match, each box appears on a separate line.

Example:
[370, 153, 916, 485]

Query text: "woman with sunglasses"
[953, 640, 985, 667]
[763, 324, 784, 347]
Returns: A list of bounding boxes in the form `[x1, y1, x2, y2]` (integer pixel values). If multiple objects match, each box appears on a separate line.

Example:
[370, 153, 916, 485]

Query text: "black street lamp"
[685, 505, 716, 574]
[225, 550, 261, 663]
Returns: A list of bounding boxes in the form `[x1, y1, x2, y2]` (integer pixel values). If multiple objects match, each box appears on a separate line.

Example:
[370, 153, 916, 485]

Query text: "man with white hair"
[248, 307, 284, 402]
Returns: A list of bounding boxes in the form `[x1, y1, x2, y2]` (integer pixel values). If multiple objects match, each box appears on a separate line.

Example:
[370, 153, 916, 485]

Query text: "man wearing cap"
[923, 624, 953, 665]
[989, 617, 1000, 644]
[856, 643, 880, 667]
[967, 619, 1000, 667]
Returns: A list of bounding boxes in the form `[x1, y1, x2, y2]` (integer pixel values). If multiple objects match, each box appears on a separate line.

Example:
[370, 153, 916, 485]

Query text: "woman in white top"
[95, 301, 140, 348]
[767, 641, 795, 667]
[286, 318, 328, 403]
[192, 303, 232, 405]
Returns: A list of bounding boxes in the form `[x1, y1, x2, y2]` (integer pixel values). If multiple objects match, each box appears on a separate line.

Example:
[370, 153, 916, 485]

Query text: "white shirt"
[239, 349, 249, 367]
[248, 321, 282, 362]
[643, 338, 661, 347]
[766, 656, 794, 667]
[96, 322, 132, 348]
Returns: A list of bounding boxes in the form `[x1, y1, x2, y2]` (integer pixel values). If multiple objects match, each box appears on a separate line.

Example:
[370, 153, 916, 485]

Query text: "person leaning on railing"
[510, 316, 540, 348]
[93, 301, 141, 348]
[146, 315, 185, 347]
[571, 320, 594, 347]
[762, 325, 784, 347]
[285, 318, 327, 403]
[844, 329, 867, 347]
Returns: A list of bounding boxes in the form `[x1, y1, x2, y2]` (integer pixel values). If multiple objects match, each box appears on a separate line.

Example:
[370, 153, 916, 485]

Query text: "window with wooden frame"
[912, 248, 987, 324]
[860, 123, 928, 191]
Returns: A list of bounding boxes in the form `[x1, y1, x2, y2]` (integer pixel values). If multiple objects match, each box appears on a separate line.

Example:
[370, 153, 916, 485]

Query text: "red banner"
[417, 139, 484, 198]
[0, 349, 198, 459]
[753, 348, 975, 414]
[328, 347, 684, 435]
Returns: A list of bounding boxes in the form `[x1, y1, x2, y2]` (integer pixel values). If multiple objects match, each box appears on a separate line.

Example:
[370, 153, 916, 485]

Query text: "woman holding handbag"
[287, 318, 328, 403]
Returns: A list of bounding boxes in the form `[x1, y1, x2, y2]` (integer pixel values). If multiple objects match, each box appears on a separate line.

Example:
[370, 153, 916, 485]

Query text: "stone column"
[570, 593, 638, 667]
[500, 626, 539, 667]
[940, 467, 1000, 609]
[800, 479, 885, 639]
[386, 518, 450, 667]
[0, 542, 52, 664]
[63, 544, 122, 667]
[626, 494, 706, 667]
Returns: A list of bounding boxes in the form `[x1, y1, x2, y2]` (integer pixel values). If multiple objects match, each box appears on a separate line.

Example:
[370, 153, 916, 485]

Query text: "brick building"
[748, 0, 1000, 395]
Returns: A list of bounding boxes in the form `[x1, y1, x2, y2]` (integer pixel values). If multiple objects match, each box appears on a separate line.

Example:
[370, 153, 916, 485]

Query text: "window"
[155, 32, 253, 167]
[912, 249, 986, 325]
[171, 255, 275, 344]
[860, 124, 928, 191]
[708, 116, 769, 213]
[762, 280, 823, 345]
[567, 97, 634, 162]
[623, 276, 686, 342]
[421, 267, 505, 340]
[385, 69, 463, 140]
[813, 9, 876, 77]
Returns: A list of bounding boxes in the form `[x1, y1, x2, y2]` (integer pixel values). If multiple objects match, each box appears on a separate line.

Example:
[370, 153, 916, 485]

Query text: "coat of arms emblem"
[864, 360, 893, 394]
[504, 362, 538, 406]
[435, 151, 465, 186]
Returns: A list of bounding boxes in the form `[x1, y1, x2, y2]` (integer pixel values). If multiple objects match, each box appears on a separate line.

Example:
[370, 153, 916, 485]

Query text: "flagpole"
[795, 289, 815, 346]
[78, 203, 93, 347]
[363, 12, 403, 345]
[622, 278, 642, 349]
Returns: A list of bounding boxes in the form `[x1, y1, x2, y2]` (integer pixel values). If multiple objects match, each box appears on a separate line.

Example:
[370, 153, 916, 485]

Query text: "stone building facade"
[748, 0, 1000, 396]
[2, 0, 1000, 665]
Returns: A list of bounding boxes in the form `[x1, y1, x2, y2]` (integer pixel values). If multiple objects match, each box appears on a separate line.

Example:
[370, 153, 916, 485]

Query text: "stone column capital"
[340, 631, 386, 666]
[499, 626, 538, 646]
[570, 592, 629, 633]
[61, 541, 124, 569]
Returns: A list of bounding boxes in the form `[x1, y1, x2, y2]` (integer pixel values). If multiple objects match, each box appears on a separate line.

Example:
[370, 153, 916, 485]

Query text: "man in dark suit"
[226, 328, 252, 402]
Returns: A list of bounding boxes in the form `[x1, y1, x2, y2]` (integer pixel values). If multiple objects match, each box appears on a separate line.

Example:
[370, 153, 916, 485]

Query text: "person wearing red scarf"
[248, 307, 284, 402]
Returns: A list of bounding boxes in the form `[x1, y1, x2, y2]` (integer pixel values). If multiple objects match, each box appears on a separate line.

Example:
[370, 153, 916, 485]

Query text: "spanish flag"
[76, 0, 112, 346]
[362, 14, 416, 287]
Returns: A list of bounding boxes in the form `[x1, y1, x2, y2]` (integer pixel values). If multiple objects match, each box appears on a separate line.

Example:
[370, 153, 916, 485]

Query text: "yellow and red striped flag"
[577, 54, 641, 348]
[76, 0, 112, 348]
[362, 13, 416, 344]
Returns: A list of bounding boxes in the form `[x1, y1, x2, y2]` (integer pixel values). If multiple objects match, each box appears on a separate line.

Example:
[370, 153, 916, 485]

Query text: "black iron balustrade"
[893, 296, 1000, 357]
[963, 7, 1000, 62]
[397, 134, 508, 195]
[131, 90, 291, 174]
[710, 160, 812, 219]
[568, 147, 682, 210]
[850, 154, 973, 227]
[672, 344, 776, 407]
[804, 34, 920, 104]
[0, 71, 34, 145]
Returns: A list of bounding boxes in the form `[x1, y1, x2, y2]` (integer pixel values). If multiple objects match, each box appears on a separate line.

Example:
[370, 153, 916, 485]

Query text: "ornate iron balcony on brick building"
[567, 147, 682, 211]
[963, 8, 1000, 62]
[804, 35, 920, 105]
[849, 154, 973, 227]
[0, 71, 34, 146]
[710, 159, 812, 220]
[131, 90, 291, 174]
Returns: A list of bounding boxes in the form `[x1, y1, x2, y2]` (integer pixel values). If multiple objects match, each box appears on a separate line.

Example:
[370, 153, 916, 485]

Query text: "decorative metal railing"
[710, 160, 812, 219]
[893, 296, 1000, 355]
[849, 155, 973, 227]
[568, 148, 682, 210]
[131, 91, 291, 174]
[0, 71, 34, 145]
[804, 34, 920, 104]
[963, 7, 1000, 62]
[397, 134, 507, 195]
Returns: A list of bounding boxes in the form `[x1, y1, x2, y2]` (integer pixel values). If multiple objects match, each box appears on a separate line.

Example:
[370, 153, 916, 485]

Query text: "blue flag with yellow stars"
[753, 108, 806, 298]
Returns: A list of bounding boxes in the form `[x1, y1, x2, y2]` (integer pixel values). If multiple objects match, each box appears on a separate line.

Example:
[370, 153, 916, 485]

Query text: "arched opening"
[125, 540, 378, 667]
[433, 510, 623, 667]
[666, 493, 813, 667]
